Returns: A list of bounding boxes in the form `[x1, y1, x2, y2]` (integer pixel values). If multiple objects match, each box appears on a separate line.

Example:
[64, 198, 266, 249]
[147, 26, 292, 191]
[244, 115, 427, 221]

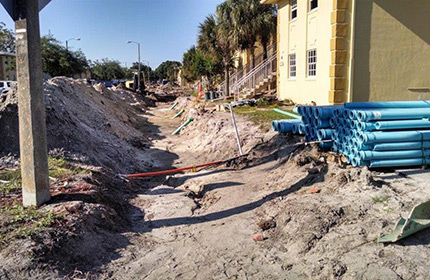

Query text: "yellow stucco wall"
[352, 0, 430, 102]
[277, 0, 334, 105]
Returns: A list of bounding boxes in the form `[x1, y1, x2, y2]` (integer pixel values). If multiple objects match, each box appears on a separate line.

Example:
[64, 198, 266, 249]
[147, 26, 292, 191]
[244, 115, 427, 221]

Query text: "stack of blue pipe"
[272, 106, 336, 150]
[273, 100, 430, 168]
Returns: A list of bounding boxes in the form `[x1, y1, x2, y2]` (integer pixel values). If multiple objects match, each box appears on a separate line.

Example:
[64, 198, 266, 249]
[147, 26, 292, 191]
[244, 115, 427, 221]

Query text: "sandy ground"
[103, 104, 430, 280]
[1, 81, 430, 279]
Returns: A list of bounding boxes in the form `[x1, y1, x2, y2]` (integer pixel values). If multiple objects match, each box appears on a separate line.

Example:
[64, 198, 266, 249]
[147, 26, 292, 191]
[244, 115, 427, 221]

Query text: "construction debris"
[253, 233, 266, 242]
[257, 219, 277, 231]
[378, 200, 430, 243]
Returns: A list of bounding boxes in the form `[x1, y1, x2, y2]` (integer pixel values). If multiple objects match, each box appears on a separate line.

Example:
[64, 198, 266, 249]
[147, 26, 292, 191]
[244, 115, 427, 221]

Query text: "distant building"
[262, 0, 430, 104]
[0, 52, 16, 81]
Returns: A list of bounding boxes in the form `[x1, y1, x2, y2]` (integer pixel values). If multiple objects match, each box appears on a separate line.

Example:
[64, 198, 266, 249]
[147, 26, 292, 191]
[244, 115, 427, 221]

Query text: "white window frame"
[290, 0, 297, 21]
[289, 53, 296, 79]
[307, 49, 317, 77]
[309, 0, 318, 12]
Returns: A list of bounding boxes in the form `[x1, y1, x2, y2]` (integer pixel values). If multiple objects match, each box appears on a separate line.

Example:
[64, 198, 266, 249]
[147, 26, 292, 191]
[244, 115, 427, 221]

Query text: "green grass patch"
[0, 156, 85, 244]
[0, 169, 22, 196]
[372, 195, 390, 204]
[0, 157, 88, 197]
[234, 105, 296, 130]
[48, 157, 88, 179]
[0, 202, 60, 242]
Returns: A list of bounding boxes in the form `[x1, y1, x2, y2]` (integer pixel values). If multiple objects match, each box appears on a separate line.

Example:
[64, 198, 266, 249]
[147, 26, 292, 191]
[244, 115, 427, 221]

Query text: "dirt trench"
[101, 102, 430, 280]
[1, 84, 430, 279]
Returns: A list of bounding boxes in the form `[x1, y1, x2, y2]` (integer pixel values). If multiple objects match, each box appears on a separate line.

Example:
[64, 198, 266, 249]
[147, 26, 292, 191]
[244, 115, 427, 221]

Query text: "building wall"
[329, 0, 353, 104]
[233, 35, 276, 71]
[277, 0, 334, 105]
[352, 0, 430, 102]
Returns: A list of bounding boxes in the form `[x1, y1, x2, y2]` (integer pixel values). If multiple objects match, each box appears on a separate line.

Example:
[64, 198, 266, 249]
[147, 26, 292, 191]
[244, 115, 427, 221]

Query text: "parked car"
[0, 81, 12, 94]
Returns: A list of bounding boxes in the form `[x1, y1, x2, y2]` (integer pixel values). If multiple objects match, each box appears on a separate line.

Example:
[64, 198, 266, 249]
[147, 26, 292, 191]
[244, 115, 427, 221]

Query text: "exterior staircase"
[219, 44, 277, 99]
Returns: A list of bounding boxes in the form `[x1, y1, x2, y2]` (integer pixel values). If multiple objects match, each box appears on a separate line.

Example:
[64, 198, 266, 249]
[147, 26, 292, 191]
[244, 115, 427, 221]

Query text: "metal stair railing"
[219, 43, 277, 94]
[232, 51, 277, 98]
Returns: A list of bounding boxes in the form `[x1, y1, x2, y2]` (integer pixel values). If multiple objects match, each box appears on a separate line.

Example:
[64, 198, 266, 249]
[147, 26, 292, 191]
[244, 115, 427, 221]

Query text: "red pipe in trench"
[127, 159, 228, 179]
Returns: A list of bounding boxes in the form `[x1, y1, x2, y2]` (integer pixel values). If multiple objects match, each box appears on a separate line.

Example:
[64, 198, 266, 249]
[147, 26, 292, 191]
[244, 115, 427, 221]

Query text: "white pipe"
[229, 103, 244, 156]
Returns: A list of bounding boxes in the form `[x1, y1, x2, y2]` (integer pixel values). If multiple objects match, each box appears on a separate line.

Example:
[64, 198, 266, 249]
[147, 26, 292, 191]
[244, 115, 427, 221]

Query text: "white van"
[0, 81, 12, 94]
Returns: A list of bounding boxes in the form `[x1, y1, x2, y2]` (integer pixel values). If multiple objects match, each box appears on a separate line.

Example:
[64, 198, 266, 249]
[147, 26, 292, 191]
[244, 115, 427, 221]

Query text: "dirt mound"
[0, 77, 158, 173]
[171, 98, 272, 162]
[0, 85, 19, 155]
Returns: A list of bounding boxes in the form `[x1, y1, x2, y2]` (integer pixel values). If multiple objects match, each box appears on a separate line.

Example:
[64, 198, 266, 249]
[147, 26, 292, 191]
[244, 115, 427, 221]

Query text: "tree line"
[181, 0, 277, 94]
[0, 22, 181, 82]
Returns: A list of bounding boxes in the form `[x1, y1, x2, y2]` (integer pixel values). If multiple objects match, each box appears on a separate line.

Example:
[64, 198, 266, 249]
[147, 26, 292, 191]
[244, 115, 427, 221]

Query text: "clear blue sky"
[0, 0, 224, 69]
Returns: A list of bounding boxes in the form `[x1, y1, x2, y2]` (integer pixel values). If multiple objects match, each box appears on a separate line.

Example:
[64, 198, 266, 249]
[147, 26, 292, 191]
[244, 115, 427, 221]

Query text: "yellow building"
[0, 52, 16, 81]
[262, 0, 430, 105]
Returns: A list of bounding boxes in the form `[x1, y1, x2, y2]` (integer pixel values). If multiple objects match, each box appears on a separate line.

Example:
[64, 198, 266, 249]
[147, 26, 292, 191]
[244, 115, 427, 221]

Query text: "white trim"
[290, 0, 298, 21]
[289, 53, 297, 78]
[307, 49, 317, 77]
[308, 7, 318, 14]
[309, 0, 318, 12]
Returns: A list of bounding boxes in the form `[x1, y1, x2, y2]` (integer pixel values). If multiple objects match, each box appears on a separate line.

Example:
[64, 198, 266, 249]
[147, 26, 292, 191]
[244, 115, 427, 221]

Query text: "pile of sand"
[172, 96, 273, 161]
[0, 77, 157, 173]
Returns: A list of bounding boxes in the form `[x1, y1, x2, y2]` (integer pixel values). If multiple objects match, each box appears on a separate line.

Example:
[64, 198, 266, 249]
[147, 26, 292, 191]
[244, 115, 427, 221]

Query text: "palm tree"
[229, 0, 259, 70]
[198, 4, 237, 97]
[230, 0, 277, 67]
[255, 4, 277, 60]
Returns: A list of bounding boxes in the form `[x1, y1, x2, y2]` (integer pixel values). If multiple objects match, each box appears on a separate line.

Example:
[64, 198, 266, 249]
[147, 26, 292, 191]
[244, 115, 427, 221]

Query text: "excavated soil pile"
[172, 96, 273, 162]
[0, 78, 169, 278]
[0, 77, 157, 173]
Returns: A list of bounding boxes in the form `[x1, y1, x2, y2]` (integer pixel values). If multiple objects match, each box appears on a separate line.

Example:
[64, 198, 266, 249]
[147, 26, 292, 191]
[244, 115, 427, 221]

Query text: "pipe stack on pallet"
[273, 101, 430, 168]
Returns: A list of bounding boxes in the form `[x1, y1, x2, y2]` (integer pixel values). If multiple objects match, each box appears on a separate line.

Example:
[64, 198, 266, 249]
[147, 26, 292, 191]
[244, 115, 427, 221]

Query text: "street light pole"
[127, 41, 142, 93]
[65, 37, 81, 51]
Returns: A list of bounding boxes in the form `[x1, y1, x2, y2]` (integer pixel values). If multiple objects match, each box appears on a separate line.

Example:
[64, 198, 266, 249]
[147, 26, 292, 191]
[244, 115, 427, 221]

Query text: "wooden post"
[14, 0, 51, 206]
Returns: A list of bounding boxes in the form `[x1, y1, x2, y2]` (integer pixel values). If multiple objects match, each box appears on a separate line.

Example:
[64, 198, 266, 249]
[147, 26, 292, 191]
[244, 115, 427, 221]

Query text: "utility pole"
[0, 0, 53, 206]
[126, 41, 142, 92]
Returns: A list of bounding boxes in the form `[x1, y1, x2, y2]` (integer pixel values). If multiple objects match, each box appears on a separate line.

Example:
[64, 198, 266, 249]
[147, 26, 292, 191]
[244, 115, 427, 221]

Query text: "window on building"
[291, 0, 297, 20]
[289, 54, 296, 78]
[310, 0, 318, 11]
[307, 49, 317, 77]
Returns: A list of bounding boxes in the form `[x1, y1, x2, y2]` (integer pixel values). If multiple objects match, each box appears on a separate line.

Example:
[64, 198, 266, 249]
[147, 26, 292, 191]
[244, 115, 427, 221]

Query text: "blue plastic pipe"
[314, 106, 342, 119]
[369, 158, 429, 168]
[359, 150, 430, 161]
[319, 141, 333, 149]
[373, 119, 430, 130]
[345, 101, 430, 109]
[359, 131, 430, 144]
[272, 121, 279, 131]
[275, 119, 303, 133]
[298, 124, 307, 135]
[371, 141, 430, 151]
[357, 109, 430, 122]
[357, 122, 377, 131]
[317, 129, 335, 141]
[315, 118, 331, 128]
